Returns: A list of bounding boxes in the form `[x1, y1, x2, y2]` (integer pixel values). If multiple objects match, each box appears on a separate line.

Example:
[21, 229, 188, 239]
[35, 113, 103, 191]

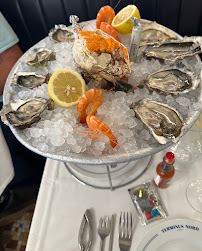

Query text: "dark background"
[1, 0, 202, 53]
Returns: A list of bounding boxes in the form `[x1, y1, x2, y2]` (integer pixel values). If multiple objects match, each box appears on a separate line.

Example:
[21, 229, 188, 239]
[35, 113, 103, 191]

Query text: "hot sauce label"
[154, 174, 162, 186]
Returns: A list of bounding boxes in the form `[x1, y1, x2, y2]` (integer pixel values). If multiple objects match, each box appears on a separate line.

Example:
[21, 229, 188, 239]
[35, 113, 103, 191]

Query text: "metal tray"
[2, 20, 202, 165]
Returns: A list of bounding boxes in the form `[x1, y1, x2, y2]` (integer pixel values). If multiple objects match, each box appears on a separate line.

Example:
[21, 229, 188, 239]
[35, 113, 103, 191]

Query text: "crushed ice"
[5, 22, 202, 157]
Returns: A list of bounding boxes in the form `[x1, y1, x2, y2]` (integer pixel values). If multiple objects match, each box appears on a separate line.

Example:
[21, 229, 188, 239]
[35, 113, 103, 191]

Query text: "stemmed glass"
[185, 114, 202, 212]
[186, 179, 202, 212]
[170, 124, 202, 164]
[168, 114, 202, 212]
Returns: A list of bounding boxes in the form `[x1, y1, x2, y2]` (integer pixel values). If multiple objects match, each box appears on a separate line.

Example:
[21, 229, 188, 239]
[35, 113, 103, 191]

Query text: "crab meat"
[72, 29, 132, 88]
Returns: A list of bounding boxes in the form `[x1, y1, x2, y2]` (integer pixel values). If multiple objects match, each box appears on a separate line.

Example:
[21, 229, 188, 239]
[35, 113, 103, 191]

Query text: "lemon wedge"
[111, 5, 141, 34]
[48, 68, 86, 107]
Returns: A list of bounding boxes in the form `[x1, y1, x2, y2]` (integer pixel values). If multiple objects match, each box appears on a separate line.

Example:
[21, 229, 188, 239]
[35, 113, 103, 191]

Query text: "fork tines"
[98, 216, 110, 229]
[97, 216, 111, 240]
[119, 212, 133, 251]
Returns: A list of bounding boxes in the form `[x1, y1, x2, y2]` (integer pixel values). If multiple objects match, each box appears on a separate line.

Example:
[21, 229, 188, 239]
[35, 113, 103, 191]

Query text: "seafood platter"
[1, 15, 202, 165]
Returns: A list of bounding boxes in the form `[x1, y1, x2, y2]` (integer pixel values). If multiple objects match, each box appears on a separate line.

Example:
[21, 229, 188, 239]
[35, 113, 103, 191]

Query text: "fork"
[119, 212, 133, 251]
[97, 216, 111, 251]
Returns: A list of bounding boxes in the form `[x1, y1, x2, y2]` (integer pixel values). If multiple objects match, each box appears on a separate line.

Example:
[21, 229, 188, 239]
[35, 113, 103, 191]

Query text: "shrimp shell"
[96, 5, 115, 29]
[86, 115, 118, 148]
[100, 22, 120, 41]
[77, 88, 103, 123]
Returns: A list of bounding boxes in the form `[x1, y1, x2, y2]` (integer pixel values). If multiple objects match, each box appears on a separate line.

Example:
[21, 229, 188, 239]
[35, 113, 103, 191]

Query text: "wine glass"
[186, 179, 202, 212]
[164, 114, 202, 212]
[185, 115, 202, 212]
[169, 123, 202, 164]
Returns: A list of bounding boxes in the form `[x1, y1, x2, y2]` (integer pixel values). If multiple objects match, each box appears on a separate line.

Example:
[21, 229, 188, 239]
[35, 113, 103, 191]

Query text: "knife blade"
[108, 214, 116, 251]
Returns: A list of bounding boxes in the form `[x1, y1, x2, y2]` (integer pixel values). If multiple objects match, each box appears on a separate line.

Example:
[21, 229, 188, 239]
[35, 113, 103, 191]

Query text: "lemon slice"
[48, 68, 86, 107]
[111, 5, 141, 34]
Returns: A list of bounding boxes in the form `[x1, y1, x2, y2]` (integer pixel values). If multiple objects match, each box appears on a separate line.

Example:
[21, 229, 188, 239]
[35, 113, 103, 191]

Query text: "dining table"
[24, 123, 202, 251]
[2, 15, 200, 251]
[0, 7, 201, 249]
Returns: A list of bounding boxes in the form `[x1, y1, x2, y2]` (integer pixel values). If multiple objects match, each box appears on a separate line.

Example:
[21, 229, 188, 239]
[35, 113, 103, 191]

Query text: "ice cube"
[30, 128, 42, 138]
[140, 129, 151, 141]
[176, 97, 190, 107]
[51, 135, 65, 146]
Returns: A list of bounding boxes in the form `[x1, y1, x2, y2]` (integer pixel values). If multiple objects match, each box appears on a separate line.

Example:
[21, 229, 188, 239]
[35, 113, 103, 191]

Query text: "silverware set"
[78, 210, 133, 251]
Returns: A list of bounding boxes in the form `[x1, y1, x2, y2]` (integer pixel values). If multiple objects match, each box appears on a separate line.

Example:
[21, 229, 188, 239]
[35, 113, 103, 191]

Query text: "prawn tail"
[79, 111, 87, 124]
[109, 134, 118, 148]
[85, 129, 102, 138]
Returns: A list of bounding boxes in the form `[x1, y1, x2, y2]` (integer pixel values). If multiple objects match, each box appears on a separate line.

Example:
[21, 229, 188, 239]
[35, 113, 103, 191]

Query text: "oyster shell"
[25, 48, 56, 66]
[14, 72, 48, 89]
[49, 24, 74, 42]
[0, 98, 54, 128]
[138, 69, 200, 95]
[144, 40, 202, 61]
[140, 21, 177, 46]
[72, 29, 131, 87]
[130, 99, 184, 144]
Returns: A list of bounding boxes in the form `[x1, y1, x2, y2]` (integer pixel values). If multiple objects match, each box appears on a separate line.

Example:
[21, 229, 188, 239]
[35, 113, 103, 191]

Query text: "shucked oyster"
[144, 40, 202, 61]
[25, 48, 56, 66]
[138, 69, 200, 95]
[0, 98, 54, 128]
[14, 72, 49, 89]
[140, 21, 177, 46]
[49, 24, 74, 42]
[72, 29, 131, 88]
[130, 99, 184, 144]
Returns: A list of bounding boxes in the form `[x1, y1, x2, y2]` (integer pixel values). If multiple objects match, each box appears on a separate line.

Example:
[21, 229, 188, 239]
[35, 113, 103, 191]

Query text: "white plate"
[136, 218, 202, 251]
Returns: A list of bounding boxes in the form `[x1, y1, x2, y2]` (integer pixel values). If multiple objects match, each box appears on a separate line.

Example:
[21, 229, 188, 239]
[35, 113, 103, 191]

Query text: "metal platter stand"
[64, 155, 153, 190]
[2, 20, 201, 190]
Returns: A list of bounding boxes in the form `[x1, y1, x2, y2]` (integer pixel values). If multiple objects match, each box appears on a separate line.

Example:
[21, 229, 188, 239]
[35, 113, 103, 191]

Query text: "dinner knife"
[108, 214, 116, 251]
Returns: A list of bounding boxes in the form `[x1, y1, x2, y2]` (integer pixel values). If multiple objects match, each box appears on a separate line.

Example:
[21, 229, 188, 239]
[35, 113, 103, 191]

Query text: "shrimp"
[100, 22, 120, 41]
[96, 5, 115, 29]
[77, 88, 103, 124]
[86, 115, 118, 148]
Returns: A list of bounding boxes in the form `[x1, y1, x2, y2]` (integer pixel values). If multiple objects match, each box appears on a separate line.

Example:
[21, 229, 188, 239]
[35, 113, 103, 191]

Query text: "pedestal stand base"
[64, 155, 153, 190]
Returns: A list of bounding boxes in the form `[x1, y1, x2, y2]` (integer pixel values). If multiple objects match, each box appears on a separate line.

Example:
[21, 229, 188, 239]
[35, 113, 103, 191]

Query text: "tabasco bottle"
[154, 152, 175, 188]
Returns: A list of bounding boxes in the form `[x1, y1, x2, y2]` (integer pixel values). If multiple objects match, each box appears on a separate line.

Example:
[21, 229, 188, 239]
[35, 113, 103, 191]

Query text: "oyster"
[138, 69, 200, 95]
[144, 40, 202, 61]
[14, 72, 49, 89]
[0, 98, 54, 128]
[72, 29, 131, 87]
[25, 48, 56, 66]
[140, 21, 177, 46]
[130, 99, 184, 144]
[49, 24, 74, 42]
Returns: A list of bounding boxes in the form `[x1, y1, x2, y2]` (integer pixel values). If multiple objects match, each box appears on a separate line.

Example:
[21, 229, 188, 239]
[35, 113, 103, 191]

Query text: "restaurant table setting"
[25, 124, 202, 251]
[1, 3, 202, 250]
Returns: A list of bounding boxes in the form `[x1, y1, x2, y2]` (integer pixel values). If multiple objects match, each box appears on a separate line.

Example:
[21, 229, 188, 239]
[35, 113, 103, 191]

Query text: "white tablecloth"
[25, 145, 202, 251]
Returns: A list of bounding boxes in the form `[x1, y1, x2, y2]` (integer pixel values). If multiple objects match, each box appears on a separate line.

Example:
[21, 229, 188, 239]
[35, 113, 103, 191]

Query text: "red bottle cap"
[164, 152, 175, 164]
